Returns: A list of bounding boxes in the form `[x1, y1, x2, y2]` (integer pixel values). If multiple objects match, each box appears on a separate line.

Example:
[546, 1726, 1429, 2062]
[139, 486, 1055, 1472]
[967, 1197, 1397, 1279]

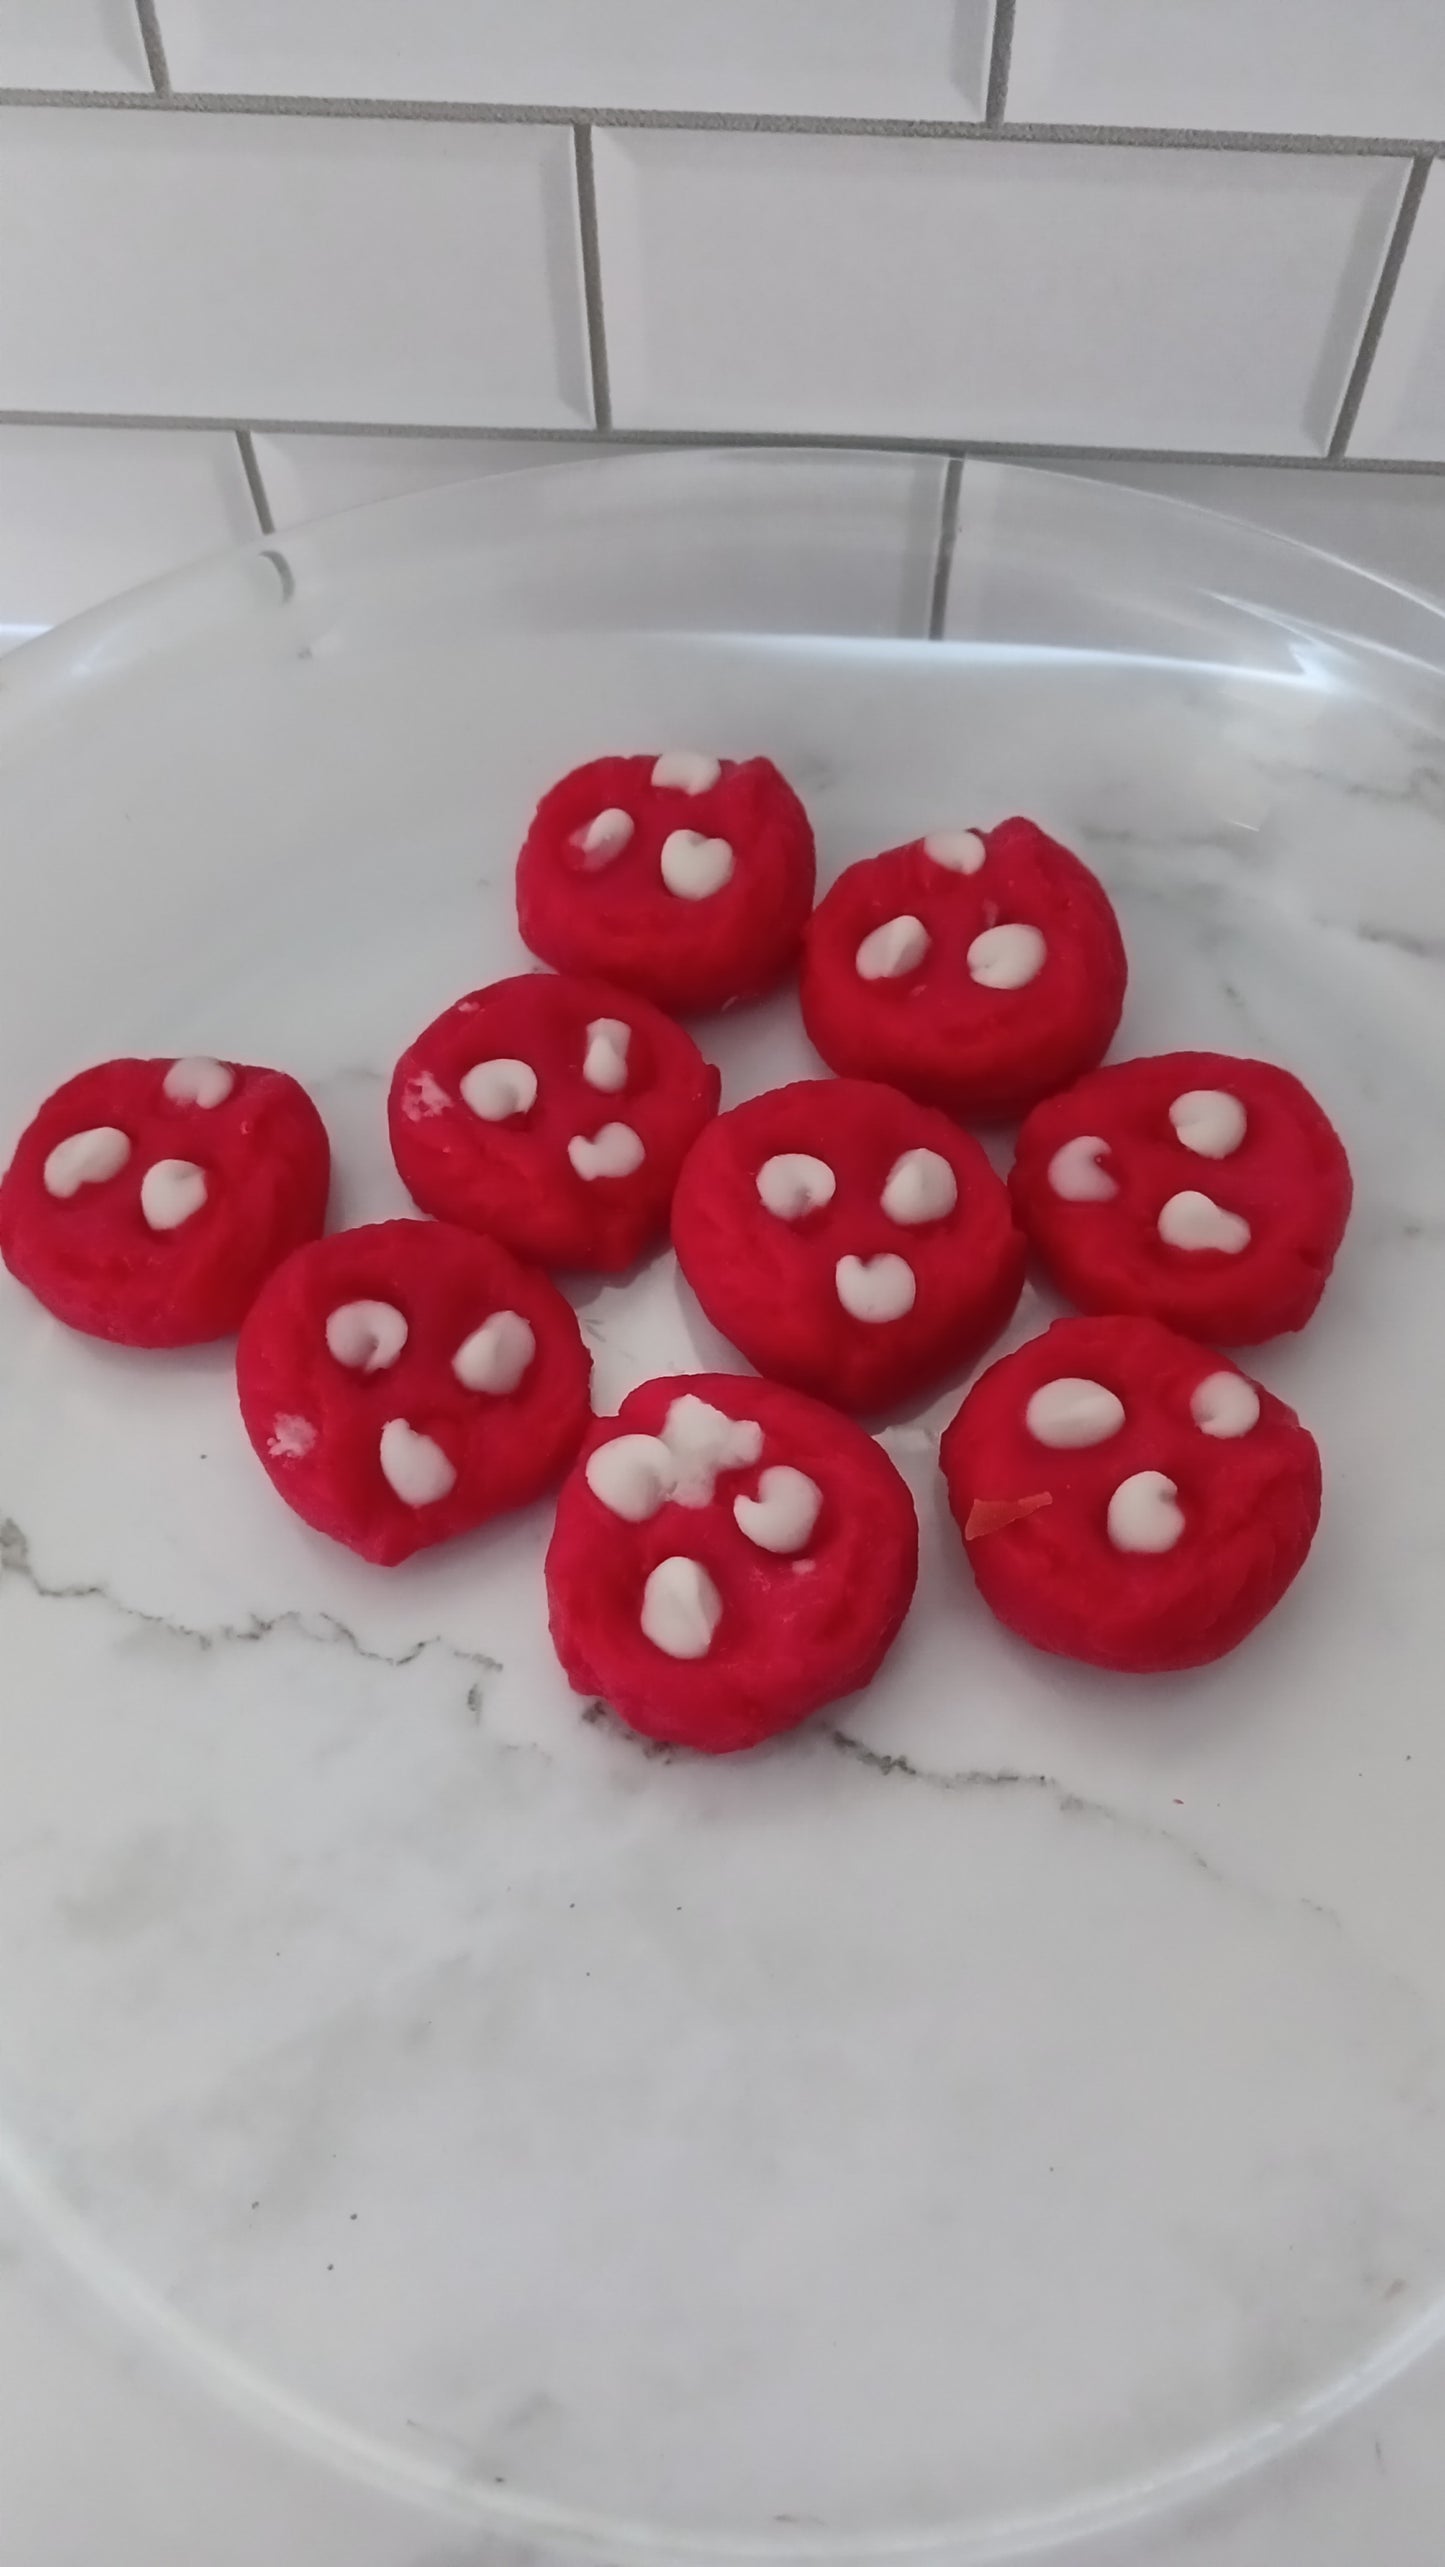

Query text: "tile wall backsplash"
[1349, 165, 1445, 459]
[0, 109, 591, 425]
[593, 131, 1402, 448]
[0, 0, 150, 92]
[248, 433, 598, 532]
[1006, 0, 1445, 140]
[155, 0, 996, 123]
[2, 0, 1445, 631]
[0, 423, 254, 644]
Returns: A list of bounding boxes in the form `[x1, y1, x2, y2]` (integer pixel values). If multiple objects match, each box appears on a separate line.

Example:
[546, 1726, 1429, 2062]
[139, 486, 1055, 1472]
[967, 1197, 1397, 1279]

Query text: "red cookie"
[237, 1219, 591, 1565]
[0, 1054, 329, 1346]
[389, 973, 720, 1273]
[1010, 1052, 1352, 1343]
[672, 1077, 1025, 1412]
[546, 1372, 918, 1752]
[940, 1314, 1320, 1673]
[516, 750, 815, 1014]
[800, 816, 1126, 1118]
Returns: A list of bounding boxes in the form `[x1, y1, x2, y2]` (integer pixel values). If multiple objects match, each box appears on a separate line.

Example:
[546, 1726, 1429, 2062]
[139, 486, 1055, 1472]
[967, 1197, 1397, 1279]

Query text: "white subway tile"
[0, 426, 258, 646]
[1048, 459, 1445, 601]
[0, 0, 150, 91]
[156, 0, 992, 121]
[1350, 169, 1445, 460]
[251, 432, 597, 528]
[1008, 0, 1445, 139]
[0, 108, 591, 428]
[595, 131, 1403, 452]
[656, 450, 944, 637]
[252, 441, 945, 636]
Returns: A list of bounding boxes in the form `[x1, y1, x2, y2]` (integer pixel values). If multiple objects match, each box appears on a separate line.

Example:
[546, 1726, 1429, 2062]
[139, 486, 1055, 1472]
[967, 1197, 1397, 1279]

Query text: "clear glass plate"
[2, 451, 1445, 2567]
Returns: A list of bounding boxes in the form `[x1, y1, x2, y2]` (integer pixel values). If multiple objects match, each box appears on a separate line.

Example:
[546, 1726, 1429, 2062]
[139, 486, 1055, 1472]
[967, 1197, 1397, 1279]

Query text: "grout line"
[572, 125, 613, 432]
[927, 457, 963, 638]
[4, 86, 1445, 156]
[3, 411, 1445, 471]
[1328, 155, 1430, 458]
[234, 428, 275, 535]
[985, 0, 1016, 127]
[131, 0, 171, 96]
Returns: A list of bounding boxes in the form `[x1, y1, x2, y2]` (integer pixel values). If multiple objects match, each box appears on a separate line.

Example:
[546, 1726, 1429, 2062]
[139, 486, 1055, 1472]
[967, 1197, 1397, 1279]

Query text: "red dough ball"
[1010, 1052, 1352, 1343]
[389, 973, 720, 1273]
[515, 750, 815, 1014]
[0, 1054, 328, 1346]
[800, 816, 1126, 1118]
[546, 1372, 918, 1752]
[237, 1218, 591, 1565]
[940, 1314, 1321, 1673]
[672, 1077, 1025, 1412]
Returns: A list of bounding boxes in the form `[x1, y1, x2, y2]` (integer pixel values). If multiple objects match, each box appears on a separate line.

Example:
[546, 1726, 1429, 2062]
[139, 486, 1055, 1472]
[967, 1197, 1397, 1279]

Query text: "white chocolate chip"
[1047, 1134, 1117, 1203]
[651, 750, 720, 795]
[585, 1393, 763, 1523]
[460, 1058, 537, 1122]
[586, 1432, 676, 1522]
[42, 1125, 130, 1199]
[734, 1465, 822, 1555]
[572, 808, 633, 868]
[1157, 1190, 1251, 1255]
[1107, 1470, 1184, 1554]
[378, 1419, 456, 1507]
[660, 829, 734, 900]
[1170, 1088, 1247, 1159]
[662, 1392, 764, 1506]
[881, 1147, 957, 1226]
[326, 1299, 408, 1373]
[856, 914, 930, 981]
[568, 1122, 646, 1181]
[268, 1413, 316, 1460]
[164, 1056, 234, 1109]
[139, 1158, 207, 1232]
[756, 1152, 836, 1219]
[922, 830, 986, 874]
[967, 922, 1046, 989]
[641, 1555, 723, 1659]
[453, 1309, 535, 1395]
[582, 1016, 631, 1094]
[1025, 1376, 1125, 1449]
[1191, 1370, 1261, 1438]
[835, 1252, 916, 1324]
